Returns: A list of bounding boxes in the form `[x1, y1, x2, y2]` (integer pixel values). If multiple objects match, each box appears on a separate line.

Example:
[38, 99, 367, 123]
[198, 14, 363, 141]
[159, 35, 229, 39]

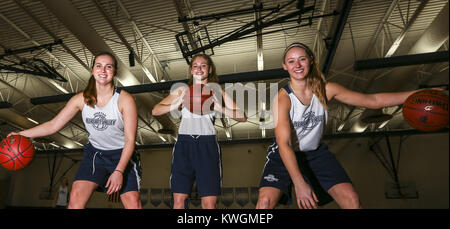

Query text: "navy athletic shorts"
[259, 142, 351, 206]
[74, 142, 142, 194]
[170, 134, 222, 197]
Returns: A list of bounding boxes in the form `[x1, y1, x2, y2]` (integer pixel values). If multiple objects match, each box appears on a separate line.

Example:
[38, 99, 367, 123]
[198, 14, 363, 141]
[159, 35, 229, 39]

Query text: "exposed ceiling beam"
[173, 0, 198, 50]
[92, 0, 157, 83]
[13, 0, 91, 74]
[408, 2, 449, 54]
[337, 0, 401, 132]
[350, 1, 449, 132]
[313, 0, 328, 65]
[254, 0, 264, 71]
[384, 0, 428, 57]
[175, 0, 326, 63]
[0, 12, 88, 149]
[30, 68, 290, 104]
[354, 51, 448, 70]
[362, 0, 399, 59]
[0, 12, 77, 94]
[0, 108, 79, 149]
[0, 76, 88, 135]
[116, 0, 171, 81]
[40, 0, 141, 85]
[322, 0, 353, 75]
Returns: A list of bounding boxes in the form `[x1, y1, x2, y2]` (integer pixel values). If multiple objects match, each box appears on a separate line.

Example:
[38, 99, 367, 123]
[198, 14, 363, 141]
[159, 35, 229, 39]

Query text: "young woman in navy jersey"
[257, 43, 422, 209]
[152, 54, 246, 209]
[9, 52, 142, 209]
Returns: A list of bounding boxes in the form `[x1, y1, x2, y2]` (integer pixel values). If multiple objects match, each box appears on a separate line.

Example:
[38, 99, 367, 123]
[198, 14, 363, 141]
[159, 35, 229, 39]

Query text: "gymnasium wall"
[1, 132, 448, 209]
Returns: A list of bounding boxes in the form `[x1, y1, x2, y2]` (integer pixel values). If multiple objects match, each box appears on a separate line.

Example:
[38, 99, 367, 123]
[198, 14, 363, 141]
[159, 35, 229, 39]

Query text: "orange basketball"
[0, 135, 35, 171]
[402, 89, 449, 132]
[183, 84, 214, 115]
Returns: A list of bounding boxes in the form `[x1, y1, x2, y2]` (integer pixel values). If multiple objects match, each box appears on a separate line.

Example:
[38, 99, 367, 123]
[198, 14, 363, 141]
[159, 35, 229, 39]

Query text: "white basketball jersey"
[178, 107, 217, 135]
[82, 88, 125, 150]
[284, 84, 327, 151]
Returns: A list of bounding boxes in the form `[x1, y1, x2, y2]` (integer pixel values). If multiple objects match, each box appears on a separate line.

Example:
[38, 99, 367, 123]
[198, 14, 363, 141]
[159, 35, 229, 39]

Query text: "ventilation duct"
[354, 51, 448, 71]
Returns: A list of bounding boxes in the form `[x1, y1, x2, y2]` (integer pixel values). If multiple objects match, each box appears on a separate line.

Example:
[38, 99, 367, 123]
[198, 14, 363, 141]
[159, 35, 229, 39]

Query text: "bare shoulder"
[119, 89, 132, 98]
[72, 92, 84, 100]
[68, 92, 85, 109]
[277, 87, 288, 98]
[275, 88, 291, 110]
[118, 90, 137, 108]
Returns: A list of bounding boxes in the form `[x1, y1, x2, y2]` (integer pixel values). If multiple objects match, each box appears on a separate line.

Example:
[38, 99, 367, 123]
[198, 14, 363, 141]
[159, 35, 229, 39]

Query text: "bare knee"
[342, 191, 361, 209]
[201, 196, 217, 209]
[67, 181, 97, 209]
[121, 191, 142, 209]
[256, 196, 271, 209]
[173, 194, 188, 209]
[67, 190, 87, 209]
[257, 192, 278, 209]
[256, 187, 282, 209]
[329, 183, 362, 209]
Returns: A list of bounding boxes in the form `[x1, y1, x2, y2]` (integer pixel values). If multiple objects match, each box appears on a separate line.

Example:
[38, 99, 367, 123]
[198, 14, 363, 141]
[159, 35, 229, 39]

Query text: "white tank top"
[178, 107, 217, 135]
[284, 84, 327, 151]
[82, 88, 125, 150]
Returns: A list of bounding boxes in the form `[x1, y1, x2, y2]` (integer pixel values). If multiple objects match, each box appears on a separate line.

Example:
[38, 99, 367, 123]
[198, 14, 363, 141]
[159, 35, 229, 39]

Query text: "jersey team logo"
[85, 112, 117, 131]
[293, 111, 325, 137]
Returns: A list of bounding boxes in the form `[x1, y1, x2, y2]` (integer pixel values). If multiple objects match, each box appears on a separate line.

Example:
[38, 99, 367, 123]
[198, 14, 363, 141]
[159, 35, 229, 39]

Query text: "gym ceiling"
[0, 0, 448, 153]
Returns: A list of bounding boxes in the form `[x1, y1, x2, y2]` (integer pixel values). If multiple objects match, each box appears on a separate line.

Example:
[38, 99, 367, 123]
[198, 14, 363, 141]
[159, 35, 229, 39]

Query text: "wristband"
[114, 169, 124, 175]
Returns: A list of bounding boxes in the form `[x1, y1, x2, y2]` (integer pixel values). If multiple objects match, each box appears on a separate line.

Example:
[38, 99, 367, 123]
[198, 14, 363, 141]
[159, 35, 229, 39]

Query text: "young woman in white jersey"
[257, 43, 422, 209]
[152, 54, 246, 209]
[9, 52, 142, 209]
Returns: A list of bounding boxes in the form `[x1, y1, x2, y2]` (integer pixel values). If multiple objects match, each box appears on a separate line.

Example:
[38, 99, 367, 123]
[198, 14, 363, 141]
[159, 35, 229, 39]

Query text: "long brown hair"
[283, 43, 328, 109]
[83, 51, 118, 107]
[187, 54, 218, 86]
